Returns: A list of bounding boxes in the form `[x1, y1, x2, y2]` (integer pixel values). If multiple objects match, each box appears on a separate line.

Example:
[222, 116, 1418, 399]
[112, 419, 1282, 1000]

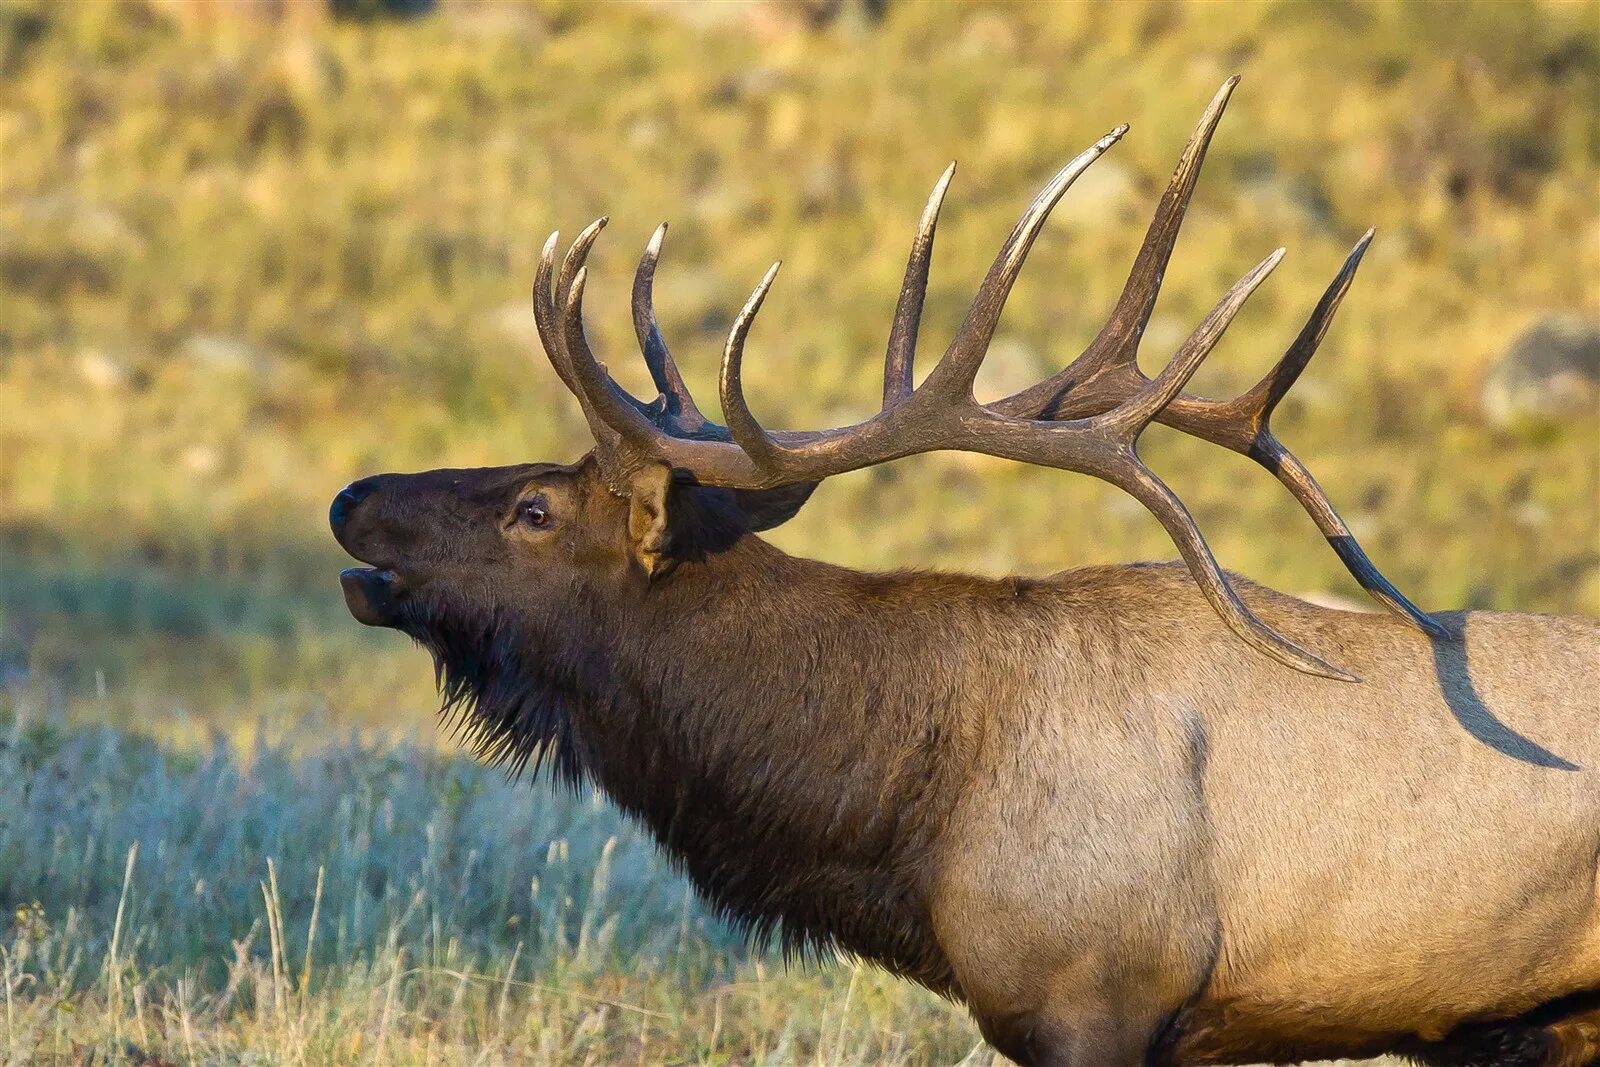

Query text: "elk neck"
[521, 502, 1040, 990]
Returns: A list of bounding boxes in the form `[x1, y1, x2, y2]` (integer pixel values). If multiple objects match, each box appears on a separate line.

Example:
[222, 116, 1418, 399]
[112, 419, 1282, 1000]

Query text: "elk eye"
[518, 498, 549, 527]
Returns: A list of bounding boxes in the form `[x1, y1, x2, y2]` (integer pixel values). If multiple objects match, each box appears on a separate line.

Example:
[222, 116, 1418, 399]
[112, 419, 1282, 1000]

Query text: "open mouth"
[340, 567, 406, 627]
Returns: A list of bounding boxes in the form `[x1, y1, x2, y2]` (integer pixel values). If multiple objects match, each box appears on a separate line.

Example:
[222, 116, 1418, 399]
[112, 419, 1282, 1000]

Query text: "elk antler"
[529, 79, 1444, 681]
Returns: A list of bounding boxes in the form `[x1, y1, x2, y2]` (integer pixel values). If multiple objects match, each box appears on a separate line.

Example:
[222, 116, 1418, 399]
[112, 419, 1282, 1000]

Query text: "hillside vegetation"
[0, 0, 1595, 729]
[0, 2, 1593, 1062]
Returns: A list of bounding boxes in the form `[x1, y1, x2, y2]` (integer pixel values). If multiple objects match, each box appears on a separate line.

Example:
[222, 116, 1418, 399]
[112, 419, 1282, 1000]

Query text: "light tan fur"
[926, 563, 1598, 1064]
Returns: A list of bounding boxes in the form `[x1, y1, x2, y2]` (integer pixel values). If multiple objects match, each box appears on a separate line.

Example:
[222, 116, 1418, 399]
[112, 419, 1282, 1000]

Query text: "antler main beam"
[980, 78, 1446, 641]
[529, 77, 1447, 680]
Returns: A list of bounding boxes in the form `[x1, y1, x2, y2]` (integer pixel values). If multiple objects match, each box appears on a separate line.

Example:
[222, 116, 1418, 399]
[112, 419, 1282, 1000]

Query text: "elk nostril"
[329, 477, 380, 535]
[329, 490, 358, 534]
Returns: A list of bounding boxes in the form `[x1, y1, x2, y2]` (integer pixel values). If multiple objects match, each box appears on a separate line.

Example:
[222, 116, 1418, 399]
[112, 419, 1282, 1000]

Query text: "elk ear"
[626, 462, 675, 577]
[730, 481, 819, 531]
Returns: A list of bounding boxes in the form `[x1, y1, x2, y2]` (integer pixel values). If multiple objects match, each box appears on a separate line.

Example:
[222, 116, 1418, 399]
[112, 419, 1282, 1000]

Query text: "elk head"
[332, 77, 1447, 725]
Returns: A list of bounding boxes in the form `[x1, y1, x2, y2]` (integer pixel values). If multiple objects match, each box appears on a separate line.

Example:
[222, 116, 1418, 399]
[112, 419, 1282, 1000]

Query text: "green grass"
[0, 0, 1594, 1061]
[0, 712, 991, 1064]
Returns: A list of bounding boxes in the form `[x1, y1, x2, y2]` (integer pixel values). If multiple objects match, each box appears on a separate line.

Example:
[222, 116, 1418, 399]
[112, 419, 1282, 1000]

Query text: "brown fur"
[331, 455, 1600, 1067]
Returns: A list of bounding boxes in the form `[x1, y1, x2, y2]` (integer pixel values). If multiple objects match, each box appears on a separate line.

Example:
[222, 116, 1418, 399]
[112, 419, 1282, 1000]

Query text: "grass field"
[0, 0, 1594, 1062]
[0, 712, 991, 1064]
[0, 711, 1408, 1066]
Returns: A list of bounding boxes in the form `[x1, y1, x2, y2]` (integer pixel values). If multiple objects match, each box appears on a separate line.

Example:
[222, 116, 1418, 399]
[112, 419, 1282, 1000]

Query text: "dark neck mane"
[424, 496, 1015, 989]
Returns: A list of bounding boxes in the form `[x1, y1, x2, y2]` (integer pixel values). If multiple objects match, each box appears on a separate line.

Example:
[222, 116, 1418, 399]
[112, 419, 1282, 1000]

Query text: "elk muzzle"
[331, 475, 408, 628]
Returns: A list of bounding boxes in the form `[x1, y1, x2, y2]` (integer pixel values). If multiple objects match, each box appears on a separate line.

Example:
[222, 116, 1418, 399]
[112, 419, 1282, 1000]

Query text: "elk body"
[331, 80, 1600, 1066]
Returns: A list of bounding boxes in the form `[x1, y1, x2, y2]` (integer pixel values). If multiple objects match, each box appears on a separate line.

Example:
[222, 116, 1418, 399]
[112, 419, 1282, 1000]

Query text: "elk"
[330, 79, 1600, 1066]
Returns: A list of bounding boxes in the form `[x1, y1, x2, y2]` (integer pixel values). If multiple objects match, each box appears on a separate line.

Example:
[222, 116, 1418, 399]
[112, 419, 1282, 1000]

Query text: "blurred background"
[0, 0, 1594, 1062]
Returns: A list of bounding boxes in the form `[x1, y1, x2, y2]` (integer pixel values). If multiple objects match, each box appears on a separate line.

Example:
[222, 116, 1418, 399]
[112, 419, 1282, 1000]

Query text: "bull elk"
[330, 79, 1600, 1066]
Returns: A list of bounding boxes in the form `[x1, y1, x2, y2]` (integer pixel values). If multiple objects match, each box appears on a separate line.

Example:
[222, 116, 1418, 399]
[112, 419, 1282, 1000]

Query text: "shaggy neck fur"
[399, 491, 1051, 991]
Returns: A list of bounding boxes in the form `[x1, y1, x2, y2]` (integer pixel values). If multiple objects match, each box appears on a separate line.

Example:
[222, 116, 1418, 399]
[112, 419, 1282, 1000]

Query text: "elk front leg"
[934, 834, 1214, 1067]
[931, 701, 1216, 1066]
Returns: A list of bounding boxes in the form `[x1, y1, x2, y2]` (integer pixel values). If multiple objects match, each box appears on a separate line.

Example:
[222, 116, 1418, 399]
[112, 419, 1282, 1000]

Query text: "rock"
[1482, 314, 1600, 424]
[76, 349, 127, 390]
[182, 334, 269, 374]
[181, 444, 221, 476]
[274, 38, 343, 101]
[16, 195, 142, 256]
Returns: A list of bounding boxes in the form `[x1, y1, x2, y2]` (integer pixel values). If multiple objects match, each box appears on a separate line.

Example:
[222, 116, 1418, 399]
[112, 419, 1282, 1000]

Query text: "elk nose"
[329, 476, 381, 537]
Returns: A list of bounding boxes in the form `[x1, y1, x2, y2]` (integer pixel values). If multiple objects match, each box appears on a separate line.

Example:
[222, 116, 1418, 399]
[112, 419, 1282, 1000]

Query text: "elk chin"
[340, 567, 405, 627]
[398, 594, 583, 783]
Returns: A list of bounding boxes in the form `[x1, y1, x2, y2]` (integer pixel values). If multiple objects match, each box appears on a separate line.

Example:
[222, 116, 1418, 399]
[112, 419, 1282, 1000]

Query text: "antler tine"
[558, 218, 608, 309]
[883, 163, 956, 411]
[1090, 75, 1239, 369]
[633, 223, 709, 429]
[533, 220, 777, 490]
[1232, 228, 1374, 438]
[718, 262, 783, 463]
[561, 224, 661, 420]
[920, 125, 1128, 404]
[1259, 436, 1448, 639]
[532, 229, 640, 481]
[561, 267, 668, 448]
[1101, 248, 1284, 438]
[1002, 76, 1240, 419]
[533, 231, 579, 393]
[652, 244, 1333, 682]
